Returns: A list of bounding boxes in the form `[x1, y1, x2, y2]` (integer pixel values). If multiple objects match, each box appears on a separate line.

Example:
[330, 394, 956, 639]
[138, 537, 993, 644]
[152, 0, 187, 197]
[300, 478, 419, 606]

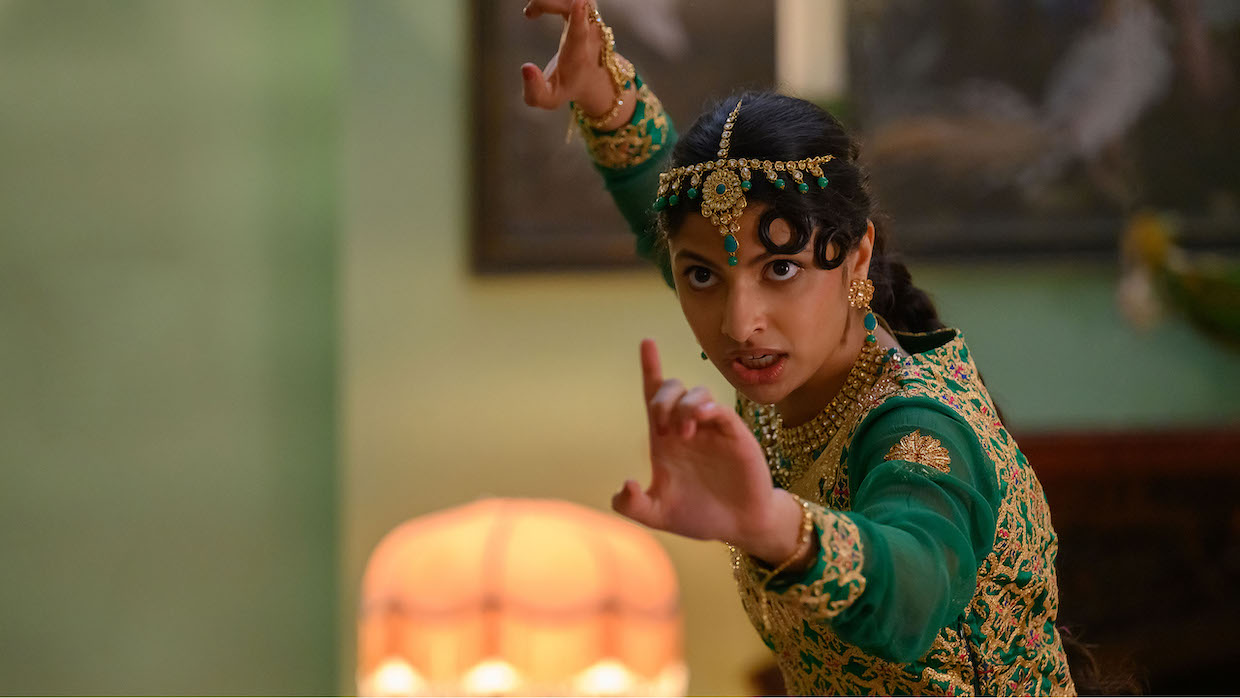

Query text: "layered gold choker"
[755, 342, 900, 489]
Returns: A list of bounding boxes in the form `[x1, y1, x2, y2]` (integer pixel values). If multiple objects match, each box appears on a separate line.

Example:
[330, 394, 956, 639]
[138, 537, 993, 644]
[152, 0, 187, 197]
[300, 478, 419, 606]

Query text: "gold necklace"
[759, 342, 899, 489]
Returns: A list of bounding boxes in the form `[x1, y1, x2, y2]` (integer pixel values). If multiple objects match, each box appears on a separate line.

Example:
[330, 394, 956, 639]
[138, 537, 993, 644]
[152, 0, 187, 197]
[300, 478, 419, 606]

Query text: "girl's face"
[668, 204, 874, 410]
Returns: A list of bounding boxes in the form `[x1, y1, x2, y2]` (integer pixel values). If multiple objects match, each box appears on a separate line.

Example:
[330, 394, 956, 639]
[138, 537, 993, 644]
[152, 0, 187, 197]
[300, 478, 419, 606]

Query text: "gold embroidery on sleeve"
[776, 507, 868, 618]
[729, 335, 1075, 696]
[884, 429, 953, 473]
[579, 82, 668, 169]
[731, 507, 867, 631]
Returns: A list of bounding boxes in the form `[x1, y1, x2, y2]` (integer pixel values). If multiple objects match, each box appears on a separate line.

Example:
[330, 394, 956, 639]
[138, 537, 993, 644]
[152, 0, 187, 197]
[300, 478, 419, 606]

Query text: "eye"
[684, 265, 718, 290]
[765, 259, 801, 282]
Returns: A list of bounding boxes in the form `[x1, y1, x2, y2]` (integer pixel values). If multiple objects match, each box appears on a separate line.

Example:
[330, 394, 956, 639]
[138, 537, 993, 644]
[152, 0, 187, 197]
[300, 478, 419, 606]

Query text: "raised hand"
[520, 0, 634, 125]
[612, 339, 787, 550]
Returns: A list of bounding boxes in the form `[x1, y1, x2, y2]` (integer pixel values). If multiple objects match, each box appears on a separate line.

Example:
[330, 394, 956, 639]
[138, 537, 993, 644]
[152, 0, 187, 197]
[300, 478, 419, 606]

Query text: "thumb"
[521, 62, 559, 109]
[611, 479, 661, 528]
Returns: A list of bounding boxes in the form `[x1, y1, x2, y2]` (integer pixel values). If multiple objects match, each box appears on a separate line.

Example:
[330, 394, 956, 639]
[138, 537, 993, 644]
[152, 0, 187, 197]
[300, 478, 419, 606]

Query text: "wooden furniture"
[744, 427, 1240, 695]
[1022, 428, 1240, 695]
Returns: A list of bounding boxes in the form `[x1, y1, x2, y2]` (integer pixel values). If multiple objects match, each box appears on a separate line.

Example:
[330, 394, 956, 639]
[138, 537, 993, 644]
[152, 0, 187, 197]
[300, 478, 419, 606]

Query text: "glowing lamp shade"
[357, 498, 686, 696]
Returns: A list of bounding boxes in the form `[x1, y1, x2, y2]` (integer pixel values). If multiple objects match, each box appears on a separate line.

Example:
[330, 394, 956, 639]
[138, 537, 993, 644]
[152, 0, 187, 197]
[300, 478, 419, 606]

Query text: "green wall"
[342, 2, 1238, 696]
[917, 261, 1240, 430]
[0, 2, 340, 694]
[3, 1, 1236, 696]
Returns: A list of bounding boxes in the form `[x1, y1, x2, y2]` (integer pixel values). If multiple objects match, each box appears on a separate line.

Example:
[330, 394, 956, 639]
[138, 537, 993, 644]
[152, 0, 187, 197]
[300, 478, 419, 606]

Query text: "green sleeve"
[576, 75, 677, 288]
[758, 398, 1001, 662]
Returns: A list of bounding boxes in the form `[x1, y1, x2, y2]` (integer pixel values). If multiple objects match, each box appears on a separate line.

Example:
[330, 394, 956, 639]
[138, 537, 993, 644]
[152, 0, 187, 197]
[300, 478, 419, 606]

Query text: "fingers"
[523, 0, 576, 19]
[642, 340, 724, 438]
[611, 479, 662, 528]
[687, 399, 747, 439]
[564, 0, 591, 47]
[650, 381, 722, 440]
[671, 386, 713, 439]
[520, 62, 559, 109]
[640, 339, 663, 404]
[648, 377, 686, 435]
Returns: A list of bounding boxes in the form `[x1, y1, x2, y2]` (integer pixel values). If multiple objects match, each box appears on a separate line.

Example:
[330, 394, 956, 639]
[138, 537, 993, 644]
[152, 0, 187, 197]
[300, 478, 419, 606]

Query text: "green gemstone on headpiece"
[727, 255, 738, 266]
[741, 180, 751, 190]
[669, 194, 679, 206]
[775, 178, 785, 190]
[797, 182, 809, 193]
[654, 196, 667, 211]
[817, 176, 829, 188]
[865, 334, 877, 343]
[864, 312, 877, 331]
[701, 351, 708, 360]
[723, 234, 738, 253]
[687, 187, 698, 199]
[716, 183, 727, 194]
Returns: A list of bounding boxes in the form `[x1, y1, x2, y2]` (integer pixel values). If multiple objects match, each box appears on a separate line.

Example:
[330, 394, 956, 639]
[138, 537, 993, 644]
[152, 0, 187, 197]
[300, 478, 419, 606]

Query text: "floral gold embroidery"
[733, 330, 1076, 696]
[579, 81, 668, 169]
[885, 429, 953, 473]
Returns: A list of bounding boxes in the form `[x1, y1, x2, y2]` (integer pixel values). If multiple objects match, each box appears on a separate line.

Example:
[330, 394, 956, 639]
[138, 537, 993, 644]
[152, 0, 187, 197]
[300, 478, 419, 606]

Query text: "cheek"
[784, 277, 848, 341]
[676, 290, 719, 344]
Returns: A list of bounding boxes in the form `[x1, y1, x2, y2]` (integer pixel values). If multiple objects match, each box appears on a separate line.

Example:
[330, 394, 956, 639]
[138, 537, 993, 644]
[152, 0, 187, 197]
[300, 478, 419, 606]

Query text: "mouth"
[730, 353, 788, 385]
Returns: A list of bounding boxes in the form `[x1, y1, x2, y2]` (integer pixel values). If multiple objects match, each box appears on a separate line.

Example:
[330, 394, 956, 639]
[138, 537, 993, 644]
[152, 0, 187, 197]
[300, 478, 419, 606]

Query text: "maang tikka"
[653, 98, 835, 267]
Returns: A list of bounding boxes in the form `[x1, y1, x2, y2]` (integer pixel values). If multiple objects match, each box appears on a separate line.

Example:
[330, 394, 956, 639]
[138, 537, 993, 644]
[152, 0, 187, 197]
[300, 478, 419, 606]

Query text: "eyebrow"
[674, 247, 779, 269]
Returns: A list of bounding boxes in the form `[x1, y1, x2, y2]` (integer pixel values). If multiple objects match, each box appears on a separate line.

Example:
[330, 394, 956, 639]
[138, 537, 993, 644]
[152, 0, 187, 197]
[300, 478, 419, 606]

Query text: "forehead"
[668, 203, 797, 261]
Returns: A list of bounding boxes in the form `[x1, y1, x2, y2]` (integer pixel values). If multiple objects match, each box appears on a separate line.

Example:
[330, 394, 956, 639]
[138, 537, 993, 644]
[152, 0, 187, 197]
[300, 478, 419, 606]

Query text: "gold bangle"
[571, 5, 635, 131]
[760, 496, 816, 588]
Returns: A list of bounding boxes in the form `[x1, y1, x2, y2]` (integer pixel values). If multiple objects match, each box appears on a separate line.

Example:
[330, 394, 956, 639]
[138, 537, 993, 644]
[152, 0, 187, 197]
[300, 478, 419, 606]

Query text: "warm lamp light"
[357, 498, 686, 696]
[365, 658, 427, 697]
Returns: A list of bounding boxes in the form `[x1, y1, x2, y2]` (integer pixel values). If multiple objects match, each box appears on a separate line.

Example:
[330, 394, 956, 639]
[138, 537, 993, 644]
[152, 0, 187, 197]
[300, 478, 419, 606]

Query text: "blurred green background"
[2, 1, 1237, 695]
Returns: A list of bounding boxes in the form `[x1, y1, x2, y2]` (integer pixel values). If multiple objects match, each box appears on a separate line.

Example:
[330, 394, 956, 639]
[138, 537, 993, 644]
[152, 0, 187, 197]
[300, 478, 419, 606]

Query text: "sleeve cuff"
[575, 75, 671, 171]
[734, 505, 868, 622]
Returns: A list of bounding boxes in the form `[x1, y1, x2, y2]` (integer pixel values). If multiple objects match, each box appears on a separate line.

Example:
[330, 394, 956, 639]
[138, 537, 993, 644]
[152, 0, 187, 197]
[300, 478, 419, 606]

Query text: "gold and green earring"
[849, 278, 899, 365]
[848, 277, 878, 346]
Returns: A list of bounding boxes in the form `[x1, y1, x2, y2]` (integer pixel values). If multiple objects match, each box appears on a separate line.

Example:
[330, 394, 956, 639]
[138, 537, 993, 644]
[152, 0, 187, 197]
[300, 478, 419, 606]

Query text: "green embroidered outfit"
[580, 79, 1075, 696]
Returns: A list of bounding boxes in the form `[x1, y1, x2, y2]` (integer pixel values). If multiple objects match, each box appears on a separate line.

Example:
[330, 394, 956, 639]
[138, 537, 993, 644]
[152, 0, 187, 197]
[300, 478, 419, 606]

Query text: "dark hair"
[1059, 626, 1146, 695]
[658, 92, 944, 334]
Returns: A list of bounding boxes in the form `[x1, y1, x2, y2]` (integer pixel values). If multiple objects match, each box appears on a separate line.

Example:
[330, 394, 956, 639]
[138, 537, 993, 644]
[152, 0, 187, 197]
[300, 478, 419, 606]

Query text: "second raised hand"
[520, 0, 637, 127]
[611, 339, 789, 551]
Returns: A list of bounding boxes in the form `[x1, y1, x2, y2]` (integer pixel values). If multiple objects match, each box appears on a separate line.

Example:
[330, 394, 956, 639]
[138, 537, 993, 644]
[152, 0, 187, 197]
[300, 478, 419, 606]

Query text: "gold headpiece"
[652, 99, 835, 267]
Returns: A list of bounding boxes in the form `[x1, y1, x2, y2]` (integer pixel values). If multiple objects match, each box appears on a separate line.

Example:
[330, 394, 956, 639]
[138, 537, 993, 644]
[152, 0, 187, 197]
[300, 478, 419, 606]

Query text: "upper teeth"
[741, 354, 777, 368]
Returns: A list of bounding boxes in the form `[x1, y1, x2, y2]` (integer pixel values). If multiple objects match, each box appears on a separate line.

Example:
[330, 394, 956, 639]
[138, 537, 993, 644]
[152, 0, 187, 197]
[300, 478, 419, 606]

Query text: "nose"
[721, 283, 766, 343]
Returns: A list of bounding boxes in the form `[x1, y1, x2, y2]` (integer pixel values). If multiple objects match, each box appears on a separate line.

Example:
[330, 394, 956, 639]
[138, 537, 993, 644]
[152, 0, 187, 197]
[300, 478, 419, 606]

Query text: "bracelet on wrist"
[760, 494, 816, 588]
[569, 5, 635, 131]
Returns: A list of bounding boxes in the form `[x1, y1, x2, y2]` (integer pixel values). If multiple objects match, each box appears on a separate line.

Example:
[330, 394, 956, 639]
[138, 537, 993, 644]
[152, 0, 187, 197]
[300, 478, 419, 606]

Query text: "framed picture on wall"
[471, 0, 776, 273]
[846, 0, 1240, 259]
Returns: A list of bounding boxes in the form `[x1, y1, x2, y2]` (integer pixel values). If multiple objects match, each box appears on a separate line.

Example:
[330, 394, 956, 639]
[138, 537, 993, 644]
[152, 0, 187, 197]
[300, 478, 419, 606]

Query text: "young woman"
[521, 1, 1076, 694]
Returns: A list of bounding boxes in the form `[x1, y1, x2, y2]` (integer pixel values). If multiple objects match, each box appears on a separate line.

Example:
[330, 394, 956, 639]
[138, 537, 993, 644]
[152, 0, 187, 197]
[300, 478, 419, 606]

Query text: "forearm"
[573, 51, 637, 131]
[574, 72, 676, 285]
[736, 488, 818, 574]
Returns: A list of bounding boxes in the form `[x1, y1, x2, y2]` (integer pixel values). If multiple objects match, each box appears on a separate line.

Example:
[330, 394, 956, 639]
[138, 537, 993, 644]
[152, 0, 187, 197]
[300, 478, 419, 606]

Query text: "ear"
[849, 219, 876, 280]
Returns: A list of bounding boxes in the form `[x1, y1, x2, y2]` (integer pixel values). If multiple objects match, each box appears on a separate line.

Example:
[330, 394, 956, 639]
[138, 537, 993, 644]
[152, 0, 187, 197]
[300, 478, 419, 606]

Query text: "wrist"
[573, 53, 637, 131]
[574, 67, 621, 116]
[740, 489, 808, 566]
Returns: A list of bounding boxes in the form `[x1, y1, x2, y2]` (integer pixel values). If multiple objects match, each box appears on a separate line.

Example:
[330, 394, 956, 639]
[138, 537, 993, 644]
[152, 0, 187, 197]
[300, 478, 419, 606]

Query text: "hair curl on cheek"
[755, 207, 850, 271]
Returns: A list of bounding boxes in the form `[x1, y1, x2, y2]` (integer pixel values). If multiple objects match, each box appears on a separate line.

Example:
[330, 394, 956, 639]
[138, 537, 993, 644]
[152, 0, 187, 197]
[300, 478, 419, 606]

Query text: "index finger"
[523, 0, 577, 19]
[640, 338, 663, 404]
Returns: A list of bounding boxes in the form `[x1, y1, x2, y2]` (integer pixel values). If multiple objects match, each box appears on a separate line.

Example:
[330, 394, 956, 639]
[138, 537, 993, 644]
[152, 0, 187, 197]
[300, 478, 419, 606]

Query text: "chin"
[730, 381, 791, 406]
